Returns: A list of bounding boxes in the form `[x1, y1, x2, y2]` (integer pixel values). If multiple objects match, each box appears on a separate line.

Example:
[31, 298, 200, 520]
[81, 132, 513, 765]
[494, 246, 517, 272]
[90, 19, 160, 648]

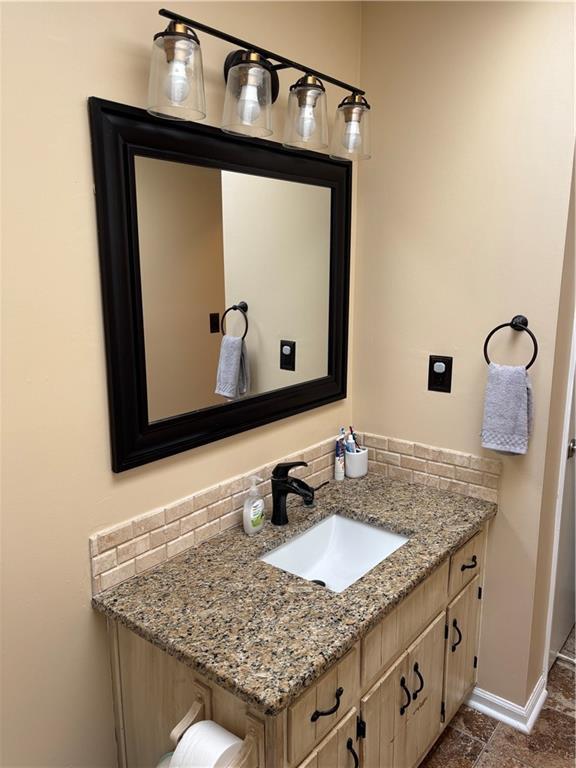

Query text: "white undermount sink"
[260, 514, 409, 593]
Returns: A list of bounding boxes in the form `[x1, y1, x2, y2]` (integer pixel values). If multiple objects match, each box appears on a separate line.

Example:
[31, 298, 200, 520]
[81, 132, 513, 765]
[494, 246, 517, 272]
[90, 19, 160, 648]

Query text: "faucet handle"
[272, 461, 308, 479]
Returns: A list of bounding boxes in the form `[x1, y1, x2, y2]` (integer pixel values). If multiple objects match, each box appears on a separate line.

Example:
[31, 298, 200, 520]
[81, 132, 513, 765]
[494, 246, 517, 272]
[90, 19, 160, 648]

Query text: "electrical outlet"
[428, 355, 453, 393]
[209, 313, 220, 333]
[280, 340, 296, 371]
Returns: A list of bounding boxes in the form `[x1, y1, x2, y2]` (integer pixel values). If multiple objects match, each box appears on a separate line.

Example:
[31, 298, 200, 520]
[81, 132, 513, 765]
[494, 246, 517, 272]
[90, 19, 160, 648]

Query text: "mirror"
[89, 98, 351, 471]
[135, 158, 331, 421]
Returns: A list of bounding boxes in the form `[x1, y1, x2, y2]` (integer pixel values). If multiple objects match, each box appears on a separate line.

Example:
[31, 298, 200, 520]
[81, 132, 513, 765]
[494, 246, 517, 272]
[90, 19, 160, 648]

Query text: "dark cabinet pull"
[400, 676, 411, 715]
[346, 738, 359, 768]
[310, 687, 343, 722]
[461, 555, 477, 572]
[451, 619, 463, 652]
[412, 662, 425, 700]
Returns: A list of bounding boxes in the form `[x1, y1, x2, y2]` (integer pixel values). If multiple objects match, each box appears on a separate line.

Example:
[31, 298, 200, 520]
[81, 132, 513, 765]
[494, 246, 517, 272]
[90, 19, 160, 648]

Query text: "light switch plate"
[280, 340, 296, 371]
[428, 355, 453, 393]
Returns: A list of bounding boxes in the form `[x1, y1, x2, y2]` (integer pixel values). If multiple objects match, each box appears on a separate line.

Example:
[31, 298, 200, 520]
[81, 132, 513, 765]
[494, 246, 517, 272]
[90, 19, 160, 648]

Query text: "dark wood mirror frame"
[88, 97, 351, 472]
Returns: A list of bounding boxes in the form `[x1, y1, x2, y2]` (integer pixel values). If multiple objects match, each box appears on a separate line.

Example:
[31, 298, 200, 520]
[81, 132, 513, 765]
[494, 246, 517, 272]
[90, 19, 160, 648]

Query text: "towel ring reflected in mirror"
[221, 301, 249, 339]
[483, 314, 538, 369]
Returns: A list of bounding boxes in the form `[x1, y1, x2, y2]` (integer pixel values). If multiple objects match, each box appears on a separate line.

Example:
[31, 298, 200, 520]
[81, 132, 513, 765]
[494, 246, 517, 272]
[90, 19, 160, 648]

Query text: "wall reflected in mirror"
[135, 157, 331, 423]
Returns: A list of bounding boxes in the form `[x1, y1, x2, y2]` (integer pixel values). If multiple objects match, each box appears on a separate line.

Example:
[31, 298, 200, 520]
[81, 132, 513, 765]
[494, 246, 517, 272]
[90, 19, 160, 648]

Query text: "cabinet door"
[394, 612, 446, 768]
[444, 575, 481, 722]
[361, 653, 408, 768]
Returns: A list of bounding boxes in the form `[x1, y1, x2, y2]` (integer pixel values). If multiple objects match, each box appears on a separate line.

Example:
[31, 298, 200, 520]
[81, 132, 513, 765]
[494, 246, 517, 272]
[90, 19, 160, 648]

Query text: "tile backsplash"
[364, 434, 500, 503]
[89, 432, 501, 595]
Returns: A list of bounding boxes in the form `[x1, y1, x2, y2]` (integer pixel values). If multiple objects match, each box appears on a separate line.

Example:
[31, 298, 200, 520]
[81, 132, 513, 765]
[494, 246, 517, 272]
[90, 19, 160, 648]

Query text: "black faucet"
[271, 461, 327, 526]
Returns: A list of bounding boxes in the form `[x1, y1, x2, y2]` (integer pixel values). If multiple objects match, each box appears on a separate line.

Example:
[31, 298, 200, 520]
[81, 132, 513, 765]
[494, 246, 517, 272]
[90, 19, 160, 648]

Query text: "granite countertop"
[93, 475, 496, 715]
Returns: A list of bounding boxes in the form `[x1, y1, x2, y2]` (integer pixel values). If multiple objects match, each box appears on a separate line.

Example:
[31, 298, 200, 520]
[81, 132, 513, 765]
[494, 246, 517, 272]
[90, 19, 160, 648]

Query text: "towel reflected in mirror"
[215, 335, 250, 400]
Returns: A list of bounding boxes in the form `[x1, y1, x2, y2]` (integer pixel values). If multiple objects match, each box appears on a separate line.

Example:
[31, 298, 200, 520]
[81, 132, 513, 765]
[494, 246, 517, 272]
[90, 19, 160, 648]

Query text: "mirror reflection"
[135, 157, 331, 423]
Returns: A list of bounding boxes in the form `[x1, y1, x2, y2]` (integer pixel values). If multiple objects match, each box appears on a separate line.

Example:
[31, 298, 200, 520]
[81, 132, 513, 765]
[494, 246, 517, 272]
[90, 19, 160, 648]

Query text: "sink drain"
[311, 579, 326, 587]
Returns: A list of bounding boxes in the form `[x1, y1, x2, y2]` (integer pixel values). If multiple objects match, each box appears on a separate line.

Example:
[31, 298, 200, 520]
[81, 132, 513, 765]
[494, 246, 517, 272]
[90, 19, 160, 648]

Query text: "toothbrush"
[349, 425, 361, 451]
[345, 429, 356, 453]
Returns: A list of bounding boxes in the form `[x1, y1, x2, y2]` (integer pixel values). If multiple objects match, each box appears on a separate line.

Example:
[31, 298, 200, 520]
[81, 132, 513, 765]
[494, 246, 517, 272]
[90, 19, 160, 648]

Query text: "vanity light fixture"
[149, 9, 371, 160]
[147, 20, 206, 121]
[221, 51, 278, 137]
[330, 94, 371, 160]
[283, 75, 328, 150]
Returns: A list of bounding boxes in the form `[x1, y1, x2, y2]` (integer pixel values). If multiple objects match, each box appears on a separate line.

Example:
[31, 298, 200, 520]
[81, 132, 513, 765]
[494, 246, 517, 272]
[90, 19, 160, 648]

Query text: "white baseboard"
[466, 675, 547, 734]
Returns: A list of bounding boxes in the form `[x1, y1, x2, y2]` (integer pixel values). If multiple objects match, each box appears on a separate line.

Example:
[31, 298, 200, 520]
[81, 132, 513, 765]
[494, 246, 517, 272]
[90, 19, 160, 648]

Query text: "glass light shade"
[330, 95, 371, 160]
[221, 56, 273, 137]
[283, 76, 328, 150]
[147, 24, 206, 121]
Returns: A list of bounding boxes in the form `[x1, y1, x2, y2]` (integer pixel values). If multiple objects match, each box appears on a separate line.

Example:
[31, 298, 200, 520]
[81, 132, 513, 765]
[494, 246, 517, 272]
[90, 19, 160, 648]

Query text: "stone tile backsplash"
[364, 434, 500, 503]
[89, 432, 501, 595]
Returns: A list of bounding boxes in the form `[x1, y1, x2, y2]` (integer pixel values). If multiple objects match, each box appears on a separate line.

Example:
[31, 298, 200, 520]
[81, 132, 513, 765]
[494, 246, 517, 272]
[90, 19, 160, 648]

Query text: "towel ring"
[221, 301, 249, 340]
[483, 315, 538, 369]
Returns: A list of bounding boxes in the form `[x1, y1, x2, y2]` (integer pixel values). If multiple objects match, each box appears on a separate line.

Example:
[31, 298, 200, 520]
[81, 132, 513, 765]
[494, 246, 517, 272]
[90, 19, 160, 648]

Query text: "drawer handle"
[400, 676, 411, 715]
[461, 555, 478, 572]
[412, 662, 425, 700]
[346, 738, 359, 768]
[310, 687, 343, 722]
[451, 619, 463, 652]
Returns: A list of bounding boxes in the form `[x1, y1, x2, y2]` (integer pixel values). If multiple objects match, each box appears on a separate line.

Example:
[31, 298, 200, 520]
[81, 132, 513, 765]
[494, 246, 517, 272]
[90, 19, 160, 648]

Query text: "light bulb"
[164, 60, 190, 103]
[343, 120, 362, 152]
[237, 84, 261, 125]
[297, 105, 316, 139]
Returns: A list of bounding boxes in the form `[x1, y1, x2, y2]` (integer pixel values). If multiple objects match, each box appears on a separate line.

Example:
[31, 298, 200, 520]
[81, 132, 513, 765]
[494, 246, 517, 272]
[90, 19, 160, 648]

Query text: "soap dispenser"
[243, 476, 265, 536]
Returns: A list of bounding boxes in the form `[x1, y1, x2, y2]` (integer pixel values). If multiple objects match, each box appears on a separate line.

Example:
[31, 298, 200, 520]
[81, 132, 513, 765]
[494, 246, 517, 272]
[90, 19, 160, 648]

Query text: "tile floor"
[420, 627, 576, 768]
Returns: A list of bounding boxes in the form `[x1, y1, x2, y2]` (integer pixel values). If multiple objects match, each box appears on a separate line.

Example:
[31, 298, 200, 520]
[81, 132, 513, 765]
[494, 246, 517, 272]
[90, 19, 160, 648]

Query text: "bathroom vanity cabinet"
[107, 525, 487, 768]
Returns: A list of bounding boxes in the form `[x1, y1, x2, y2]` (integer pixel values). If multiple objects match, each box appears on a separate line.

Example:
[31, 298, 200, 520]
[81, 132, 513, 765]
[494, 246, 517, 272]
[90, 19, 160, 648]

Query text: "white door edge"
[542, 311, 576, 674]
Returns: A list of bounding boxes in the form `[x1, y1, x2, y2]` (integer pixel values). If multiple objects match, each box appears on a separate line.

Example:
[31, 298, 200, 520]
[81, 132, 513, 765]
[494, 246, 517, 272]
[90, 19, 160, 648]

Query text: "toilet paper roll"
[169, 721, 242, 768]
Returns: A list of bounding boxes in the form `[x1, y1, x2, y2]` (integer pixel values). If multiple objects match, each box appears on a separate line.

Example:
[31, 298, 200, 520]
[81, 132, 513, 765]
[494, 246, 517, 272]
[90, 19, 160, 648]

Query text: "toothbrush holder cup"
[344, 447, 368, 479]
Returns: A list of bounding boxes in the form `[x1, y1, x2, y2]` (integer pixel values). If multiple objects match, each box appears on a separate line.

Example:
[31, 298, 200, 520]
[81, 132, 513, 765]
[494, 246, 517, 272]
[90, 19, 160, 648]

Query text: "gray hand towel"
[481, 363, 533, 454]
[215, 335, 250, 400]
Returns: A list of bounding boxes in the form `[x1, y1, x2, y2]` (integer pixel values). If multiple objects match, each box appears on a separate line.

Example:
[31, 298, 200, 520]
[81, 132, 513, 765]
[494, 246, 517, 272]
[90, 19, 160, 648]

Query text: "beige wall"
[356, 2, 574, 706]
[222, 173, 331, 393]
[0, 3, 360, 765]
[137, 158, 224, 419]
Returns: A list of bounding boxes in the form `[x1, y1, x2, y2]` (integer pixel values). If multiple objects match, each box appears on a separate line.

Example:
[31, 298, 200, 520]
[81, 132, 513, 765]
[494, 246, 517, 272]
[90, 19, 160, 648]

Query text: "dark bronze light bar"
[158, 8, 366, 96]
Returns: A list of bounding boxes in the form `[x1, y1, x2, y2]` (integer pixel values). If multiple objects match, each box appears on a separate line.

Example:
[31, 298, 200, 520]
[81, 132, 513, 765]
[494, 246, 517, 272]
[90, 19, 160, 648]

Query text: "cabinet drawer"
[361, 560, 449, 687]
[288, 644, 360, 766]
[296, 707, 358, 768]
[449, 528, 485, 599]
